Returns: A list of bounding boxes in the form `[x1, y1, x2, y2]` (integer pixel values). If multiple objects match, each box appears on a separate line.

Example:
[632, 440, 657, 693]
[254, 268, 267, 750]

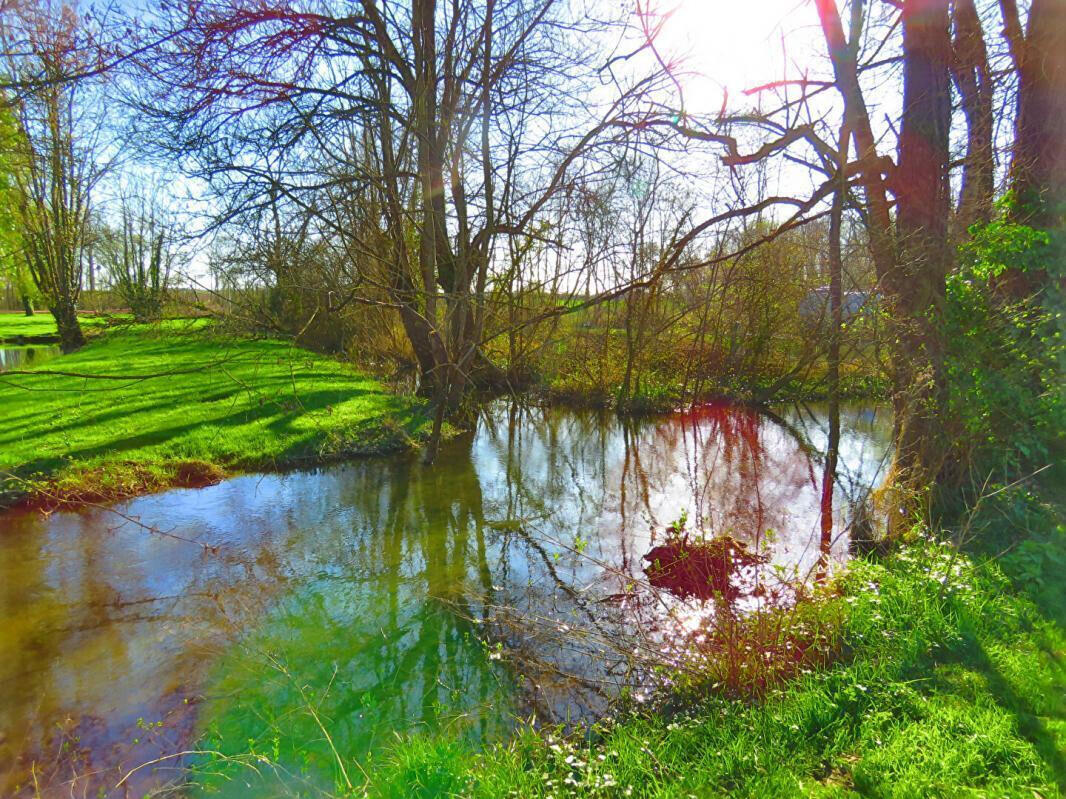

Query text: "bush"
[943, 207, 1065, 481]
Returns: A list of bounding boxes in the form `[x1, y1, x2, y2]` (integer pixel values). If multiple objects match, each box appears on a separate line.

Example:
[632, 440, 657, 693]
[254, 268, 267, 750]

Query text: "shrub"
[943, 206, 1064, 482]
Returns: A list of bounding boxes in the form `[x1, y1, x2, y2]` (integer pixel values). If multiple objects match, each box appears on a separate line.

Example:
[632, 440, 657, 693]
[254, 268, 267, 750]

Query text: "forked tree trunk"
[50, 298, 85, 352]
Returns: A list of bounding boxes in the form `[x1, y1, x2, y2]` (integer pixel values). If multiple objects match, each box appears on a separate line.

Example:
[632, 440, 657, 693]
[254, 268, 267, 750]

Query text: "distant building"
[798, 287, 877, 323]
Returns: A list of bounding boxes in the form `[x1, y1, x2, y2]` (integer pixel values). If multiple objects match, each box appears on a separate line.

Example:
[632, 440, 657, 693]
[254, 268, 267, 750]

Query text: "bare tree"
[0, 0, 107, 351]
[133, 0, 663, 457]
[98, 195, 178, 322]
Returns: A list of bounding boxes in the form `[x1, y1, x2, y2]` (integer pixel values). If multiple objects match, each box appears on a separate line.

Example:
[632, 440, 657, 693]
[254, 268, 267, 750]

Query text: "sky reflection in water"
[0, 400, 891, 797]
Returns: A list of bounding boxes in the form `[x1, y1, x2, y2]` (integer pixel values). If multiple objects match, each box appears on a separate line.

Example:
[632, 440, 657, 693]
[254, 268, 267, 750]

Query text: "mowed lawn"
[0, 311, 121, 339]
[0, 322, 427, 505]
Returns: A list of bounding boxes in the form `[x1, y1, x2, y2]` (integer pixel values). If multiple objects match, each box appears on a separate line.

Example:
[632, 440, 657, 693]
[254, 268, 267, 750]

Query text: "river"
[0, 400, 891, 797]
[0, 345, 60, 372]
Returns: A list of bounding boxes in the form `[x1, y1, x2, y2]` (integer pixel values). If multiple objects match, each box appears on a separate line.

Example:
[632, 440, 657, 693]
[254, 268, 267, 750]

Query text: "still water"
[0, 345, 60, 372]
[0, 401, 891, 797]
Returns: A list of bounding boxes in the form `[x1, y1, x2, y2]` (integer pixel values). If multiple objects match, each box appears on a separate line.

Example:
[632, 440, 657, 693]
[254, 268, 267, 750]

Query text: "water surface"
[0, 401, 891, 797]
[0, 345, 60, 372]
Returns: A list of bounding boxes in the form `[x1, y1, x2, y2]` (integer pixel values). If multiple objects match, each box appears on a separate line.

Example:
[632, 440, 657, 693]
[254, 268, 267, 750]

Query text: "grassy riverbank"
[172, 481, 1066, 797]
[364, 488, 1066, 798]
[0, 313, 59, 339]
[0, 321, 429, 508]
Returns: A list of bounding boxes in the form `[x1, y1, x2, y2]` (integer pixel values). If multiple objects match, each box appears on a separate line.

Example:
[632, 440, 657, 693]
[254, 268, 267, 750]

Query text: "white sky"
[649, 0, 827, 115]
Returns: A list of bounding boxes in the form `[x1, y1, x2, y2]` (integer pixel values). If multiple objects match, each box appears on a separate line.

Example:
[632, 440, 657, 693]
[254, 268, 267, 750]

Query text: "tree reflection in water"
[0, 400, 891, 797]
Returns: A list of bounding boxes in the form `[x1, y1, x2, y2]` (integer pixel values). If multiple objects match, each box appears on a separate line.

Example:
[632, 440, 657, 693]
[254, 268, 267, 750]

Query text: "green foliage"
[959, 479, 1066, 626]
[0, 108, 21, 239]
[944, 210, 1064, 476]
[962, 201, 1053, 280]
[0, 107, 38, 308]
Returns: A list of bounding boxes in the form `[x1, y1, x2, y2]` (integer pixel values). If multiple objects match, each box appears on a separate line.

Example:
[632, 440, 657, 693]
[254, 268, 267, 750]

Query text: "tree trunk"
[1011, 0, 1066, 221]
[1007, 0, 1066, 296]
[951, 0, 995, 233]
[50, 299, 85, 352]
[21, 293, 35, 316]
[87, 244, 96, 293]
[818, 118, 846, 582]
[886, 0, 954, 529]
[396, 300, 441, 397]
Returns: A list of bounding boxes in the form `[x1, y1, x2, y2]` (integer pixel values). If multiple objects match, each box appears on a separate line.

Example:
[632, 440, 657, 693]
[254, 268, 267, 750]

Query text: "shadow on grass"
[932, 632, 1066, 792]
[1, 376, 399, 456]
[6, 391, 427, 488]
[936, 503, 1066, 793]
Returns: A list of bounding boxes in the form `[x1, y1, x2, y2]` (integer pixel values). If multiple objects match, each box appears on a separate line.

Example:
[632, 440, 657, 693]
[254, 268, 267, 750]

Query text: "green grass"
[0, 321, 429, 507]
[0, 311, 63, 338]
[360, 490, 1066, 798]
[0, 310, 125, 339]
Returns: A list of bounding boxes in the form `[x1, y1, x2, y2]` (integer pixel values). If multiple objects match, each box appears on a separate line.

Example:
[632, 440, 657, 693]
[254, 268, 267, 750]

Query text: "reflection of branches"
[3, 473, 222, 551]
[790, 402, 892, 501]
[463, 399, 893, 712]
[760, 403, 892, 505]
[479, 515, 792, 716]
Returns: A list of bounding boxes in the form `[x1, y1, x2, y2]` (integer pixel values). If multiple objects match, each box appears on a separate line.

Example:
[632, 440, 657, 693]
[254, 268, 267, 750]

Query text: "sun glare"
[653, 0, 818, 112]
